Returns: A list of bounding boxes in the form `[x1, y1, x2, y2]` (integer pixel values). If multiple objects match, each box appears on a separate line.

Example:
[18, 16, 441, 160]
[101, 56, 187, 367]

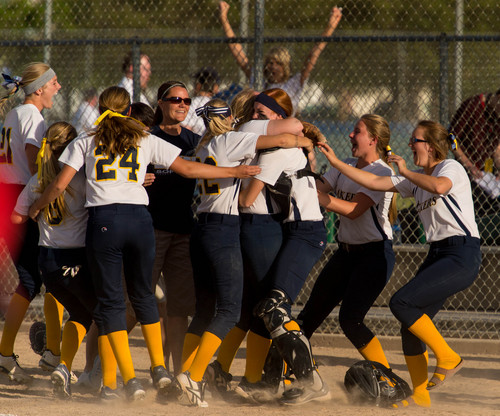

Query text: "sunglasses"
[409, 137, 428, 144]
[162, 96, 192, 105]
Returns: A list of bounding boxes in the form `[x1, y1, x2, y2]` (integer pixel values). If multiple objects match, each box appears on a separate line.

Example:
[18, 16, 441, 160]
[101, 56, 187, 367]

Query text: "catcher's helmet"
[344, 360, 412, 407]
[29, 321, 47, 356]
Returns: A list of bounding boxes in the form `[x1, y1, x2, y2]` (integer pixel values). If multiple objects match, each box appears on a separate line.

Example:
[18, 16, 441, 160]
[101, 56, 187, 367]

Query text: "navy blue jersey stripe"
[442, 196, 471, 236]
[370, 206, 388, 240]
[447, 194, 462, 211]
[291, 197, 301, 221]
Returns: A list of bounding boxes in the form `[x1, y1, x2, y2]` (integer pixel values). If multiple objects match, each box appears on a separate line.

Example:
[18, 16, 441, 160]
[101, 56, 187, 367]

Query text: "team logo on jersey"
[101, 226, 108, 232]
[416, 196, 437, 213]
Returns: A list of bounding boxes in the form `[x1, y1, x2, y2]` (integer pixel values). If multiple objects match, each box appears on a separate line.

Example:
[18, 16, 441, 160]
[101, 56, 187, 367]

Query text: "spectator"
[182, 67, 220, 136]
[118, 52, 152, 105]
[449, 88, 500, 173]
[218, 1, 342, 113]
[71, 88, 99, 134]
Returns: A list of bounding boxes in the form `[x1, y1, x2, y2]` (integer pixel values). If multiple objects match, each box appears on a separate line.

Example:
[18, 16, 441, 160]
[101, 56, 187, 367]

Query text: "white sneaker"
[39, 350, 60, 371]
[76, 356, 102, 392]
[0, 354, 33, 384]
[70, 370, 78, 384]
[175, 371, 208, 407]
[280, 371, 331, 405]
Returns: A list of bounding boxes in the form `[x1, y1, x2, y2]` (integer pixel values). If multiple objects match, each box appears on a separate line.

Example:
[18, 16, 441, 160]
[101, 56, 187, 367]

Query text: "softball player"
[298, 114, 396, 370]
[236, 111, 329, 405]
[206, 89, 304, 398]
[175, 98, 312, 407]
[28, 86, 261, 401]
[318, 120, 481, 408]
[12, 122, 96, 398]
[0, 63, 64, 383]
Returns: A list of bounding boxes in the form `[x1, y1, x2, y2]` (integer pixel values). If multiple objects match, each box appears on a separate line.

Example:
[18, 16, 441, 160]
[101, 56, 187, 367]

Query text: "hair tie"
[448, 132, 458, 151]
[2, 73, 22, 94]
[94, 109, 129, 125]
[36, 138, 47, 179]
[254, 93, 288, 119]
[195, 105, 231, 123]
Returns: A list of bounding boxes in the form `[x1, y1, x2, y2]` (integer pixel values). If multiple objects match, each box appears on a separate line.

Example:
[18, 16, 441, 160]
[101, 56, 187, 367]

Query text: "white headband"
[23, 68, 56, 95]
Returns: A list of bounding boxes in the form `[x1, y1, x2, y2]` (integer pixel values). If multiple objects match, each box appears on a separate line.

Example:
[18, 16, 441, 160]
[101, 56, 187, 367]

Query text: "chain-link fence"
[1, 0, 499, 338]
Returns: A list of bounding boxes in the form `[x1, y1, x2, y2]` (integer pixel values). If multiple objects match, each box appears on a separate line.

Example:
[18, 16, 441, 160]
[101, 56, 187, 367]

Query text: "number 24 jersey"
[59, 133, 181, 207]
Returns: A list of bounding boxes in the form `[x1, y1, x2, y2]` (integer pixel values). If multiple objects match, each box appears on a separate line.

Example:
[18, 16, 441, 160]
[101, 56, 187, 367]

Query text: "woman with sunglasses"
[317, 120, 481, 408]
[28, 86, 262, 401]
[148, 81, 199, 376]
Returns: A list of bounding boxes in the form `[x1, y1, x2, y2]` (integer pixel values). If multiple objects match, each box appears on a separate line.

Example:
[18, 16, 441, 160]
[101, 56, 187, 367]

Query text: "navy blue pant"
[389, 236, 481, 355]
[39, 247, 96, 330]
[238, 213, 283, 332]
[188, 213, 243, 340]
[15, 218, 42, 301]
[86, 204, 157, 335]
[298, 240, 395, 348]
[251, 220, 327, 338]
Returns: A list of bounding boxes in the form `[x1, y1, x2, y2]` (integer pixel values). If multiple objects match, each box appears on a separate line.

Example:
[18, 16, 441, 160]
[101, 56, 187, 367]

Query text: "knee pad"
[253, 289, 289, 319]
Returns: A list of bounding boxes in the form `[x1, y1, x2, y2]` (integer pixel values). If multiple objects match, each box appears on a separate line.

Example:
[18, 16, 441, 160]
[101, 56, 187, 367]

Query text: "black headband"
[254, 93, 287, 119]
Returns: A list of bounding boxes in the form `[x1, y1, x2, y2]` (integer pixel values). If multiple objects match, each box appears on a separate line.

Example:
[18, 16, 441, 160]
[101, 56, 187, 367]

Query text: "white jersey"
[391, 159, 479, 242]
[71, 101, 100, 134]
[256, 147, 323, 223]
[324, 158, 394, 244]
[118, 76, 150, 105]
[182, 95, 210, 136]
[266, 73, 303, 116]
[238, 120, 277, 215]
[15, 170, 87, 248]
[60, 132, 181, 207]
[0, 104, 46, 185]
[195, 130, 259, 215]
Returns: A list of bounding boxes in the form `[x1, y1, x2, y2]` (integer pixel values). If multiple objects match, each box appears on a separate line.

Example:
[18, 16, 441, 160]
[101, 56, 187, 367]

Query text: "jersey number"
[196, 156, 220, 195]
[0, 127, 13, 164]
[95, 146, 140, 182]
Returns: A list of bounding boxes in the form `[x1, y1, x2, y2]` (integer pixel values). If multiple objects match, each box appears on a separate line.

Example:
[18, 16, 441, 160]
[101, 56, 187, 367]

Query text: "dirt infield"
[0, 322, 499, 416]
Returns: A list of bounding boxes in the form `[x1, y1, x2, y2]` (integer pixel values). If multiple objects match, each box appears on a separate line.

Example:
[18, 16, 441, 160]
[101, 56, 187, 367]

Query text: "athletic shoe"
[100, 386, 122, 401]
[69, 370, 78, 384]
[175, 371, 208, 407]
[51, 363, 71, 399]
[124, 377, 146, 401]
[39, 350, 60, 371]
[0, 353, 33, 384]
[234, 376, 279, 403]
[150, 365, 173, 391]
[76, 356, 102, 392]
[279, 372, 331, 405]
[205, 360, 232, 396]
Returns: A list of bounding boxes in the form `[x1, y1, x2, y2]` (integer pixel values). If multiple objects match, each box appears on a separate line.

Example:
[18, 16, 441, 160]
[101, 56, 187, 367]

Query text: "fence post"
[439, 32, 449, 127]
[239, 0, 250, 86]
[43, 0, 53, 63]
[132, 39, 141, 103]
[254, 0, 265, 91]
[454, 0, 464, 110]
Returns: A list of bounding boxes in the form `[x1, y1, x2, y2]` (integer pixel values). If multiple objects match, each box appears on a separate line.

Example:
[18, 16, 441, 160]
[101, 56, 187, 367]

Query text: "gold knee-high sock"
[403, 351, 431, 407]
[188, 332, 221, 382]
[408, 314, 461, 372]
[44, 293, 64, 355]
[98, 335, 118, 389]
[216, 326, 247, 373]
[244, 331, 272, 383]
[358, 336, 390, 368]
[107, 330, 135, 384]
[181, 332, 201, 373]
[60, 321, 87, 371]
[0, 293, 30, 356]
[141, 321, 165, 369]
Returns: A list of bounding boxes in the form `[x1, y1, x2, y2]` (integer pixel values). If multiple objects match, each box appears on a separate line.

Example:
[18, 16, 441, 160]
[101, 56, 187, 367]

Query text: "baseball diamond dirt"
[0, 322, 499, 416]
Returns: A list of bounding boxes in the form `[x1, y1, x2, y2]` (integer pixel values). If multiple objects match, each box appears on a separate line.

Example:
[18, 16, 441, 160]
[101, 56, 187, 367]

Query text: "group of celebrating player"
[0, 52, 480, 410]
